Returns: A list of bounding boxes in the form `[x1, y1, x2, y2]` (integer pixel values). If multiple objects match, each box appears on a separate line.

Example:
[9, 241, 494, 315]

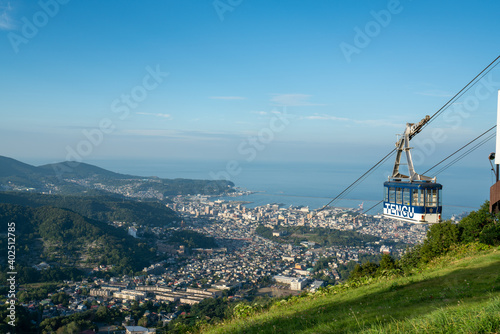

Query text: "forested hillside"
[0, 191, 178, 226]
[0, 155, 235, 196]
[0, 203, 157, 282]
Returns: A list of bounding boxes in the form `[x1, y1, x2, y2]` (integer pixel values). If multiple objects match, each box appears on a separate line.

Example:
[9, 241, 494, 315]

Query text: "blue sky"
[1, 0, 500, 173]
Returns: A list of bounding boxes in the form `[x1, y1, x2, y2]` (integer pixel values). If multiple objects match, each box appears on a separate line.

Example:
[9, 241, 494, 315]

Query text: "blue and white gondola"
[383, 180, 442, 223]
[382, 116, 443, 224]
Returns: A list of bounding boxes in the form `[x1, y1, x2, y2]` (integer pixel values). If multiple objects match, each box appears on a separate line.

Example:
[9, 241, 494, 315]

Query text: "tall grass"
[203, 247, 500, 334]
[365, 296, 500, 334]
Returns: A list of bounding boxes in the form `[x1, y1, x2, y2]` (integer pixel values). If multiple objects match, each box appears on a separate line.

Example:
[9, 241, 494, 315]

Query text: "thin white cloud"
[136, 112, 172, 119]
[302, 113, 402, 128]
[415, 90, 453, 98]
[0, 1, 16, 30]
[354, 119, 402, 128]
[251, 111, 268, 115]
[270, 94, 325, 106]
[303, 114, 349, 121]
[121, 128, 241, 141]
[209, 96, 246, 100]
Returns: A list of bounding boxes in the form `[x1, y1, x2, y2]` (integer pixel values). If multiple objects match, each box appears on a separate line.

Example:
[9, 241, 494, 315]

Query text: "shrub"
[460, 202, 492, 243]
[233, 303, 262, 319]
[420, 221, 462, 263]
[398, 244, 422, 273]
[349, 262, 379, 281]
[378, 254, 396, 271]
[479, 223, 500, 246]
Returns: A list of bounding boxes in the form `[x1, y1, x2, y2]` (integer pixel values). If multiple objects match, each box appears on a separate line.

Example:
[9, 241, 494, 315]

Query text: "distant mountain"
[0, 156, 135, 180]
[0, 155, 235, 197]
[0, 156, 49, 178]
[38, 161, 133, 179]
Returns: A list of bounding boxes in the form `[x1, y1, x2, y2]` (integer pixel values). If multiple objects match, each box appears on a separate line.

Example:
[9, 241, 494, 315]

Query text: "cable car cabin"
[383, 181, 442, 224]
[382, 116, 443, 224]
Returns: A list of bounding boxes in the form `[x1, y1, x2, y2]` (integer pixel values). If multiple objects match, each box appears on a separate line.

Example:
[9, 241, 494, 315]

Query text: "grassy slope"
[205, 246, 500, 333]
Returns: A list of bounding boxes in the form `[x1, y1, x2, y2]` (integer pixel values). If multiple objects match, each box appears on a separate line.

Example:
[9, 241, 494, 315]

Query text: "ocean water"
[88, 158, 492, 220]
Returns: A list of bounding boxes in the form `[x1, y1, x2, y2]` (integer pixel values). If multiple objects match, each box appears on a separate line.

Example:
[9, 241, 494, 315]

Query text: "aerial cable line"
[421, 55, 500, 132]
[362, 125, 497, 215]
[362, 134, 496, 215]
[363, 200, 383, 215]
[423, 125, 496, 175]
[329, 152, 395, 204]
[312, 55, 500, 219]
[309, 148, 396, 219]
[431, 133, 495, 177]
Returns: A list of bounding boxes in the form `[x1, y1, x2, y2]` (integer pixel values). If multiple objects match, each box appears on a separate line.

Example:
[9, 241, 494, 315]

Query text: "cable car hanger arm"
[391, 115, 435, 183]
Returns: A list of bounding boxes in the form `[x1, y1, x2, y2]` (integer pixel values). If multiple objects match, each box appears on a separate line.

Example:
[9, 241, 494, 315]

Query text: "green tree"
[56, 321, 80, 334]
[479, 223, 500, 246]
[349, 262, 379, 281]
[460, 202, 491, 243]
[398, 244, 422, 273]
[377, 254, 397, 275]
[51, 292, 70, 307]
[96, 305, 109, 322]
[313, 257, 334, 272]
[420, 221, 461, 263]
[138, 317, 149, 327]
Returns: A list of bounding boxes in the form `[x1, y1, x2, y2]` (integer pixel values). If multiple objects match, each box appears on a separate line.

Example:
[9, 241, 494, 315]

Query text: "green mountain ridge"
[0, 191, 178, 226]
[0, 155, 235, 196]
[0, 156, 50, 178]
[39, 160, 134, 179]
